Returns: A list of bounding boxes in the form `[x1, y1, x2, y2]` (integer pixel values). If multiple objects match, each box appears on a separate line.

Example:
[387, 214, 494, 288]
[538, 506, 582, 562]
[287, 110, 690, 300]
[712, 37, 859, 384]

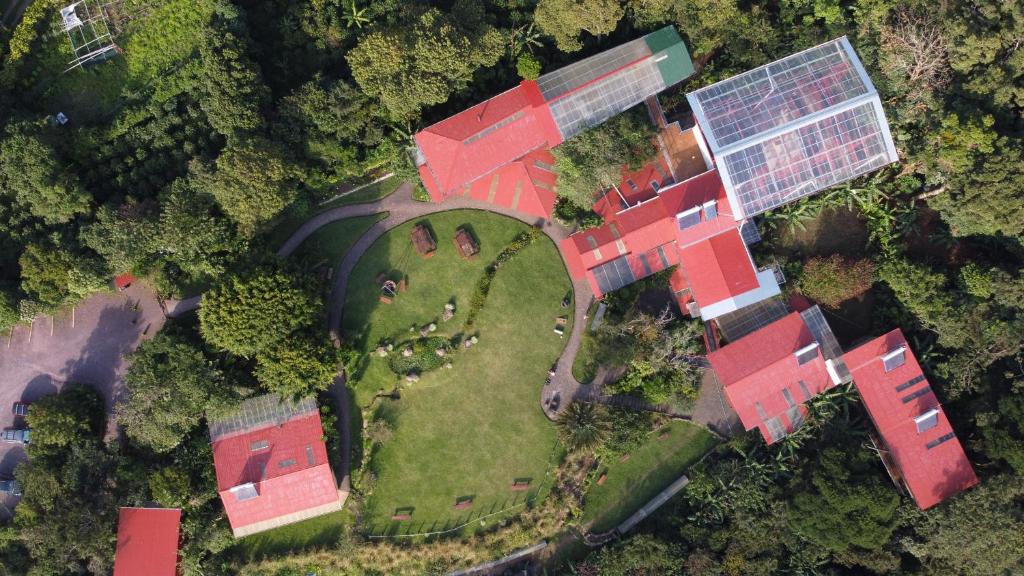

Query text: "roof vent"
[794, 342, 819, 365]
[881, 346, 906, 372]
[229, 483, 259, 501]
[914, 408, 940, 433]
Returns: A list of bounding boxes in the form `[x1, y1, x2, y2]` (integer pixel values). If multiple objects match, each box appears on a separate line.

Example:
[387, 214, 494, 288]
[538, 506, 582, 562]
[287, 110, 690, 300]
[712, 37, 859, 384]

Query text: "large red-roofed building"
[707, 307, 847, 443]
[209, 395, 342, 537]
[415, 26, 694, 218]
[113, 507, 181, 576]
[843, 330, 979, 509]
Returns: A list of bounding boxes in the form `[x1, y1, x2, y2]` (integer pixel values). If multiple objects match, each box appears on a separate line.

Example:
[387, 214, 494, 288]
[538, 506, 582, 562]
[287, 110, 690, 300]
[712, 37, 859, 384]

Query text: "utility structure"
[60, 0, 120, 72]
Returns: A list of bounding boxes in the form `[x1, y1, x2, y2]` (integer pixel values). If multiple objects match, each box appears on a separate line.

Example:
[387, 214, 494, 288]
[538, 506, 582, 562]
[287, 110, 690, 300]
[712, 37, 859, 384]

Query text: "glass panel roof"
[209, 394, 317, 441]
[537, 38, 651, 101]
[548, 58, 666, 139]
[593, 256, 637, 294]
[690, 39, 870, 148]
[720, 100, 892, 217]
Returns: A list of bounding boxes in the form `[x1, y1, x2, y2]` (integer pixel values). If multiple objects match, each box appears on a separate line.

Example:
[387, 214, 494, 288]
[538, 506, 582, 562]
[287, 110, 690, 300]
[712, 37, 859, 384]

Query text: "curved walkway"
[277, 183, 733, 429]
[276, 183, 594, 421]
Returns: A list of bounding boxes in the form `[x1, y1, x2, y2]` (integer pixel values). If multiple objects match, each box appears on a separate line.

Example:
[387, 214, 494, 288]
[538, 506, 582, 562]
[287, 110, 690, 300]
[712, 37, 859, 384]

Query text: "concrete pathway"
[275, 183, 597, 421]
[276, 183, 738, 427]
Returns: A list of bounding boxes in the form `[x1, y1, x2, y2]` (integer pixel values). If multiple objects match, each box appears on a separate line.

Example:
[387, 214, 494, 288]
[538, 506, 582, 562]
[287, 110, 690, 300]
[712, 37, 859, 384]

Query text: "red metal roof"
[212, 411, 339, 532]
[678, 229, 759, 305]
[708, 312, 834, 443]
[114, 273, 136, 291]
[415, 80, 562, 216]
[114, 507, 181, 576]
[843, 330, 979, 509]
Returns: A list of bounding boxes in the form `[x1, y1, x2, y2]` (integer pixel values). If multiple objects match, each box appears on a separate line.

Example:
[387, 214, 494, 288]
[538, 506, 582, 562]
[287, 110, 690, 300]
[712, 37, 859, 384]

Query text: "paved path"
[276, 183, 595, 421]
[276, 183, 736, 427]
[0, 283, 166, 516]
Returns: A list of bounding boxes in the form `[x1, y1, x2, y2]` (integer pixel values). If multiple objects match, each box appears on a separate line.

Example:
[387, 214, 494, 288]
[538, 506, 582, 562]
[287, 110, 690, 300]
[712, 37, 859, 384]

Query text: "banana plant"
[343, 0, 370, 29]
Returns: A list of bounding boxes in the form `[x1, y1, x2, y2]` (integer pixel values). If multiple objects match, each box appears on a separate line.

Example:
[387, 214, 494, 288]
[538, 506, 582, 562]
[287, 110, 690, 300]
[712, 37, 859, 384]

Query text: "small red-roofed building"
[209, 395, 343, 537]
[113, 507, 181, 576]
[707, 307, 849, 443]
[843, 330, 979, 509]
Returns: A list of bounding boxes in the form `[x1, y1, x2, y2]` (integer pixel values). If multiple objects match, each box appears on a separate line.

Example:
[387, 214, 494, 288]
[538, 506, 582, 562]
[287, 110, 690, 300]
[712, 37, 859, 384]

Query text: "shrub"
[388, 336, 450, 376]
[799, 255, 875, 308]
[516, 53, 542, 80]
[464, 229, 539, 328]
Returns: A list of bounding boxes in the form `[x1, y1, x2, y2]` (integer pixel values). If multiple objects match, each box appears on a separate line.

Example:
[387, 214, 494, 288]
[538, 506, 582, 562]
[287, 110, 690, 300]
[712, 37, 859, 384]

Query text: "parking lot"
[0, 283, 166, 518]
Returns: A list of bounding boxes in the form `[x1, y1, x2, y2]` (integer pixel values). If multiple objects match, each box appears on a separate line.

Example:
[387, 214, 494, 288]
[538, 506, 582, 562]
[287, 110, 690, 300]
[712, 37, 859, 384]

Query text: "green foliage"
[80, 199, 159, 274]
[0, 290, 19, 331]
[981, 390, 1024, 475]
[347, 7, 503, 119]
[199, 264, 318, 357]
[552, 107, 657, 208]
[464, 229, 539, 328]
[273, 77, 390, 179]
[386, 336, 451, 377]
[19, 243, 107, 309]
[25, 384, 105, 460]
[0, 122, 91, 225]
[929, 143, 1024, 239]
[556, 401, 610, 452]
[534, 0, 623, 53]
[799, 254, 875, 308]
[204, 137, 298, 236]
[255, 333, 340, 398]
[599, 407, 653, 458]
[789, 448, 900, 554]
[515, 52, 542, 80]
[197, 26, 269, 139]
[156, 178, 245, 284]
[583, 534, 685, 575]
[118, 332, 237, 453]
[902, 473, 1024, 575]
[122, 0, 217, 84]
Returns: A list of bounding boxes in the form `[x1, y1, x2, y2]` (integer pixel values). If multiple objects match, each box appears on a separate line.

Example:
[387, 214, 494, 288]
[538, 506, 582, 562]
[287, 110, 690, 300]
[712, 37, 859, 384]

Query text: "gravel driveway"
[0, 283, 165, 505]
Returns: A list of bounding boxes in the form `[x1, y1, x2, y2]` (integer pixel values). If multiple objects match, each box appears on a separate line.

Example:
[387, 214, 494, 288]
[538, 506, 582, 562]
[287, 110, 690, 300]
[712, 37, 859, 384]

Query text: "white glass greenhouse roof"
[547, 58, 666, 139]
[687, 37, 898, 218]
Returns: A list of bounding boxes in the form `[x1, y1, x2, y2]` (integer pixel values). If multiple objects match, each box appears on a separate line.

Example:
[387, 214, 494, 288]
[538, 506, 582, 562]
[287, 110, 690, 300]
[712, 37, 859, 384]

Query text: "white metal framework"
[61, 0, 119, 72]
[687, 37, 898, 219]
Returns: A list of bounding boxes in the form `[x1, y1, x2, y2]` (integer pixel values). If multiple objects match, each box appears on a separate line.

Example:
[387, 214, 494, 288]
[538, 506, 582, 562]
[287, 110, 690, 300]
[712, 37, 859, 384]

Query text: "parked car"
[1, 428, 30, 444]
[11, 402, 29, 417]
[0, 478, 21, 497]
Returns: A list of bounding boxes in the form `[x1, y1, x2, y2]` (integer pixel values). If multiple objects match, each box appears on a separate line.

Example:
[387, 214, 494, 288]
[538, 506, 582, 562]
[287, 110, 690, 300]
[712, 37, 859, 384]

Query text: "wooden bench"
[511, 481, 531, 492]
[391, 514, 411, 521]
[453, 499, 473, 510]
[596, 473, 607, 486]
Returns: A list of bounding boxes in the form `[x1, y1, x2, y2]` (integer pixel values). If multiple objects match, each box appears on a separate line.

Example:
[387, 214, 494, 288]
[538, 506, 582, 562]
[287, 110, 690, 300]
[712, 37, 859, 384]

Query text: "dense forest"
[0, 0, 1022, 574]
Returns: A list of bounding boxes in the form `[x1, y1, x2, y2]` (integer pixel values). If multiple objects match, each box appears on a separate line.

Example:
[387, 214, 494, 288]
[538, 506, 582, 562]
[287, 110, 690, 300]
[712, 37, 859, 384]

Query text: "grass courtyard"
[342, 210, 572, 534]
[581, 420, 716, 532]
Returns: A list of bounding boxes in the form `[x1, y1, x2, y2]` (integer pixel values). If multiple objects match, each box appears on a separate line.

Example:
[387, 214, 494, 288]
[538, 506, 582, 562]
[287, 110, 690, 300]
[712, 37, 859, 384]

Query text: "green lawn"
[233, 510, 349, 561]
[320, 178, 402, 209]
[581, 420, 717, 532]
[294, 213, 388, 265]
[342, 210, 572, 534]
[262, 179, 402, 251]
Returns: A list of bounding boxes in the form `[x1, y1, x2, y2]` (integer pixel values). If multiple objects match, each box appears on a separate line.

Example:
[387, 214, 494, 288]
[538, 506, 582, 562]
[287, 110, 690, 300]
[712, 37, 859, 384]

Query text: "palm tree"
[557, 401, 610, 452]
[343, 0, 370, 29]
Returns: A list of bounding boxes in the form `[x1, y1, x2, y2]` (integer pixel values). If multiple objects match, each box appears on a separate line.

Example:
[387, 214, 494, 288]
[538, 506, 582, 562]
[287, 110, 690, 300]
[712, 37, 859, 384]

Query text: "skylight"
[915, 408, 940, 433]
[794, 342, 819, 365]
[702, 200, 718, 221]
[250, 440, 269, 451]
[677, 206, 701, 230]
[882, 346, 906, 372]
[229, 483, 259, 501]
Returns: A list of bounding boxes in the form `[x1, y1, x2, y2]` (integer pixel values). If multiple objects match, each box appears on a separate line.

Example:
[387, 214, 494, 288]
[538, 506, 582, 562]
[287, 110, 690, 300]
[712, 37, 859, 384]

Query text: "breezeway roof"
[687, 37, 898, 219]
